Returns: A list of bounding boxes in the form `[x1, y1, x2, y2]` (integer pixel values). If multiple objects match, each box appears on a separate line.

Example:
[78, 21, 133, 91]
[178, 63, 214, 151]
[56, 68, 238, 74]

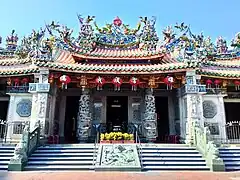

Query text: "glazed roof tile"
[72, 47, 164, 60]
[0, 58, 31, 66]
[54, 50, 75, 64]
[199, 68, 240, 79]
[0, 66, 39, 76]
[34, 61, 198, 74]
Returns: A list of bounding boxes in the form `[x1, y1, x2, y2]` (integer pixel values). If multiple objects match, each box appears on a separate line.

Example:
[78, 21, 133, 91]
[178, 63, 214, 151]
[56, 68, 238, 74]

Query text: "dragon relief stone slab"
[95, 144, 141, 171]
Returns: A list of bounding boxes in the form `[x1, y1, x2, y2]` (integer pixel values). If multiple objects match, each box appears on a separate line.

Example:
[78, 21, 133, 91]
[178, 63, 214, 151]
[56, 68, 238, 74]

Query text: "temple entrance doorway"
[224, 101, 240, 140]
[64, 96, 79, 143]
[0, 100, 9, 120]
[155, 96, 169, 142]
[224, 102, 240, 122]
[106, 96, 128, 132]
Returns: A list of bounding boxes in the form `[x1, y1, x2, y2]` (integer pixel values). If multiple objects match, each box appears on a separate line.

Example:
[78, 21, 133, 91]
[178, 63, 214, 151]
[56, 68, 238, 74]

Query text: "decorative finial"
[6, 30, 18, 51]
[113, 16, 122, 26]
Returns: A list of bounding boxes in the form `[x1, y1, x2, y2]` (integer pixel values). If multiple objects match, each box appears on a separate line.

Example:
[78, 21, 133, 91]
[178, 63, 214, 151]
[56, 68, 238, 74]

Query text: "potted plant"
[123, 133, 135, 143]
[100, 133, 111, 143]
[111, 132, 123, 143]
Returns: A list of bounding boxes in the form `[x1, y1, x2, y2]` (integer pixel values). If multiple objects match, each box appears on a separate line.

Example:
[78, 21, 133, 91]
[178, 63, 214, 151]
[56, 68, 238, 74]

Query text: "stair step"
[35, 149, 95, 153]
[41, 144, 96, 148]
[143, 165, 210, 170]
[220, 151, 240, 154]
[220, 154, 240, 157]
[141, 147, 196, 150]
[222, 157, 240, 161]
[27, 160, 93, 165]
[224, 161, 240, 165]
[225, 166, 240, 171]
[0, 161, 10, 165]
[220, 147, 240, 150]
[141, 144, 189, 147]
[31, 153, 94, 157]
[142, 157, 205, 161]
[143, 161, 206, 165]
[141, 153, 202, 157]
[0, 150, 14, 153]
[0, 165, 8, 170]
[0, 153, 14, 156]
[29, 156, 96, 161]
[24, 165, 94, 171]
[141, 150, 199, 153]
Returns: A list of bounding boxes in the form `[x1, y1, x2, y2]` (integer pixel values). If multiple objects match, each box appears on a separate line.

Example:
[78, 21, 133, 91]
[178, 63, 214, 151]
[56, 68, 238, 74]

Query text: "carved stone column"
[179, 70, 206, 144]
[76, 89, 91, 142]
[143, 88, 157, 141]
[29, 70, 50, 137]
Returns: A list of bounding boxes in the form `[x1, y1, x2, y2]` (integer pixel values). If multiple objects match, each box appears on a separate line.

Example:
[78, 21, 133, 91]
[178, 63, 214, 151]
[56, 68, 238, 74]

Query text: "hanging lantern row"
[205, 79, 240, 91]
[6, 77, 29, 87]
[59, 75, 71, 89]
[95, 76, 141, 91]
[164, 76, 174, 90]
[205, 79, 221, 88]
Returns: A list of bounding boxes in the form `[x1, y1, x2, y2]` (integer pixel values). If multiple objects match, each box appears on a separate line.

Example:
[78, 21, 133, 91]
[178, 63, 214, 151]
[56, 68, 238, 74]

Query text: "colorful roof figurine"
[0, 15, 240, 78]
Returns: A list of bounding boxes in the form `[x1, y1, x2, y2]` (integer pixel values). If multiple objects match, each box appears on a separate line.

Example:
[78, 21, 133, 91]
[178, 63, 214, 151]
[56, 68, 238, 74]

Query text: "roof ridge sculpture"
[0, 15, 239, 62]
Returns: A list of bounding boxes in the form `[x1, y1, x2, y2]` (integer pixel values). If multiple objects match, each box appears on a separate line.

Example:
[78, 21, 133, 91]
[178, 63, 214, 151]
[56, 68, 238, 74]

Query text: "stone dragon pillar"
[76, 89, 91, 142]
[143, 88, 157, 142]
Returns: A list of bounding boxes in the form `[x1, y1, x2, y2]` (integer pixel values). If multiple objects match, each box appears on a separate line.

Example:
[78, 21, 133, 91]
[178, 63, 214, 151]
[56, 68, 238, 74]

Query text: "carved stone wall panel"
[37, 93, 49, 136]
[38, 94, 47, 118]
[16, 99, 32, 117]
[204, 122, 220, 135]
[203, 100, 217, 118]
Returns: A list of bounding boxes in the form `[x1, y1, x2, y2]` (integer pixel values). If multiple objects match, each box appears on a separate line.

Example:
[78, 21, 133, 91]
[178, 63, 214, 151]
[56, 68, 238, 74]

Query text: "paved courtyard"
[3, 172, 240, 180]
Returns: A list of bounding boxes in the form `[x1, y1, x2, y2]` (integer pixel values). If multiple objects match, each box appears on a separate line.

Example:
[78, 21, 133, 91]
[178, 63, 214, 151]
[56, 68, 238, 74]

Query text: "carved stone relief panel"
[38, 94, 47, 118]
[202, 100, 217, 118]
[204, 122, 219, 135]
[16, 99, 32, 117]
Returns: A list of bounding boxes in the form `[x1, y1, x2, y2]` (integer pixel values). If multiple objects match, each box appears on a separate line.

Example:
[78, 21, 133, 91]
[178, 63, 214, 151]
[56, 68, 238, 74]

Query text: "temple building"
[0, 16, 240, 144]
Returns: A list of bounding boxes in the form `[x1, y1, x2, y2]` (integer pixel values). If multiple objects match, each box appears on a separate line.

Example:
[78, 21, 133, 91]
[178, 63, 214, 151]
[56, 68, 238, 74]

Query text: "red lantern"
[6, 78, 11, 86]
[49, 74, 54, 84]
[95, 76, 106, 91]
[129, 77, 140, 91]
[59, 75, 71, 89]
[13, 78, 20, 87]
[234, 80, 240, 91]
[112, 77, 123, 91]
[164, 76, 174, 90]
[206, 79, 213, 88]
[21, 78, 29, 86]
[214, 79, 221, 89]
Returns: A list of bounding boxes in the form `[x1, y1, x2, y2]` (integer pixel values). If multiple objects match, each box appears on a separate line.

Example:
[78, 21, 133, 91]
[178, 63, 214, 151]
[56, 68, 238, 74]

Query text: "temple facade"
[0, 16, 240, 144]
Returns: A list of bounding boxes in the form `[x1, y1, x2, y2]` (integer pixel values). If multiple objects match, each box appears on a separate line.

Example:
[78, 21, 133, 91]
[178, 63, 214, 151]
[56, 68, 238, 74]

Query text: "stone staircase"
[0, 144, 15, 171]
[140, 144, 210, 171]
[25, 144, 97, 171]
[219, 147, 240, 171]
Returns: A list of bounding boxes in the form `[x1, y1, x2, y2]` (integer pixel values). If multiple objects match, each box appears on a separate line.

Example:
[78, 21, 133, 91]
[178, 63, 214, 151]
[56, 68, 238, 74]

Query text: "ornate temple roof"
[0, 15, 240, 77]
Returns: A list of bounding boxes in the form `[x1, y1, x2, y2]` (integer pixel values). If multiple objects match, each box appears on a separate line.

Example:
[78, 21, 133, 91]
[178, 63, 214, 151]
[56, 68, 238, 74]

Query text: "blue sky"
[0, 0, 239, 45]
